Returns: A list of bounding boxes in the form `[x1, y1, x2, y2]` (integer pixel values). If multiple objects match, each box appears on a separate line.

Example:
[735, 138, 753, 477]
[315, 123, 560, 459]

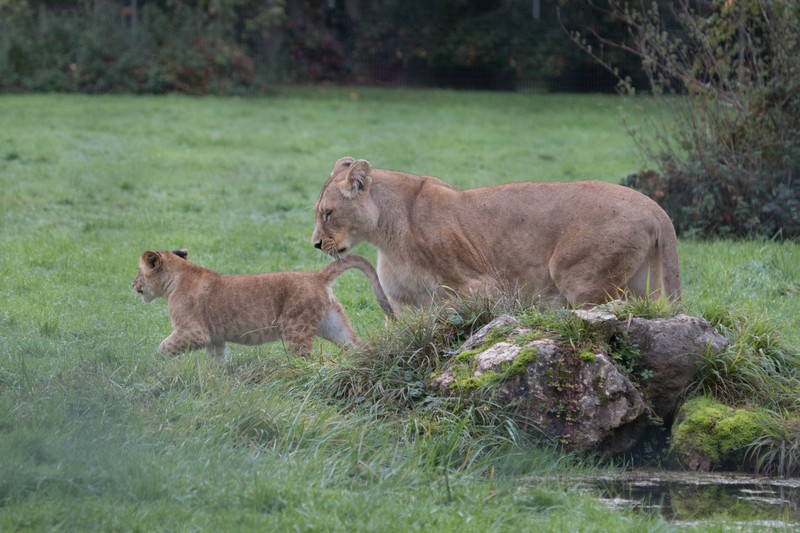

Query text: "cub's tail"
[318, 255, 394, 317]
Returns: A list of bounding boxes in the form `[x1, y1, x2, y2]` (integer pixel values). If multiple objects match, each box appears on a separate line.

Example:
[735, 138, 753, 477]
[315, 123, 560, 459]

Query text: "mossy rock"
[669, 396, 769, 471]
[449, 343, 539, 392]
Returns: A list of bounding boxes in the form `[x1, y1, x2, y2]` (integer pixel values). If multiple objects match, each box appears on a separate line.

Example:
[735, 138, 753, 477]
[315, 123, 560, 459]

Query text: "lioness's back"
[312, 158, 680, 307]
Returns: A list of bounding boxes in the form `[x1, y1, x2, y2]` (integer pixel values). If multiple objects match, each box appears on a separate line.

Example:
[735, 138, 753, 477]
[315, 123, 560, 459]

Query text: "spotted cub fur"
[132, 249, 393, 362]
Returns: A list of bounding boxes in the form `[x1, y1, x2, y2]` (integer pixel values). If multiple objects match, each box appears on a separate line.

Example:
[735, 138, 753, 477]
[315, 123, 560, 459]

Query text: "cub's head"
[312, 157, 379, 256]
[132, 249, 189, 303]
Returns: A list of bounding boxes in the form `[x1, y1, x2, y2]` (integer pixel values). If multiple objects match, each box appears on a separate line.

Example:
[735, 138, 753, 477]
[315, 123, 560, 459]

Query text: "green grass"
[1, 88, 798, 531]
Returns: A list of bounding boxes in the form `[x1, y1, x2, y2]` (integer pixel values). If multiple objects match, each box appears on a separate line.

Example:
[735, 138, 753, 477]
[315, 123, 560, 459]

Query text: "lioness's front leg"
[158, 329, 209, 356]
[376, 255, 439, 308]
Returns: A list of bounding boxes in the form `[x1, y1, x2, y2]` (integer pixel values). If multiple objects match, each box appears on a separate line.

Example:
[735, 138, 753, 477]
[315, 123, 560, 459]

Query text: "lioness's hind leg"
[626, 248, 667, 299]
[549, 241, 651, 306]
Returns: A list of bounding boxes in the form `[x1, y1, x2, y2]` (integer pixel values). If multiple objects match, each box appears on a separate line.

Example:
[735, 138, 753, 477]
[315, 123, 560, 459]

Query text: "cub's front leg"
[205, 342, 227, 364]
[157, 329, 209, 356]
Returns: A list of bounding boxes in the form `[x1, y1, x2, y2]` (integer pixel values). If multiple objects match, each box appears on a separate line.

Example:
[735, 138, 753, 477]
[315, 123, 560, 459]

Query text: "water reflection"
[588, 470, 799, 524]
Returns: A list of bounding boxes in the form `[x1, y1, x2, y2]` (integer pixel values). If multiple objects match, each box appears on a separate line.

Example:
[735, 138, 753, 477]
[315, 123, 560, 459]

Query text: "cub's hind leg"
[278, 296, 357, 357]
[278, 309, 322, 358]
[317, 301, 359, 347]
[281, 328, 316, 358]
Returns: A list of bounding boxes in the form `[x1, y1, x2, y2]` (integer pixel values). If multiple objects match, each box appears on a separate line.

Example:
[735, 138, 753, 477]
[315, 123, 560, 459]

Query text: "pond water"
[585, 470, 800, 527]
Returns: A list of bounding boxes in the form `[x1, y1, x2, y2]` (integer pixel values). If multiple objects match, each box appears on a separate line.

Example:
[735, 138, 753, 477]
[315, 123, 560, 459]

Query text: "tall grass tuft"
[690, 304, 800, 409]
[291, 291, 561, 471]
[745, 410, 800, 477]
[304, 291, 532, 411]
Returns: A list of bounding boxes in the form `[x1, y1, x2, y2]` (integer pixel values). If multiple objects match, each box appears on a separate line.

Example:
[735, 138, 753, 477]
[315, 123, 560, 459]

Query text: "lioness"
[132, 248, 393, 362]
[312, 157, 680, 308]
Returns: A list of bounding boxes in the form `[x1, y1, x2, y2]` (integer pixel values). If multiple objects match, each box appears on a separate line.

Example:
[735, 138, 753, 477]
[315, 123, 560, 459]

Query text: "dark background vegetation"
[0, 0, 646, 94]
[1, 0, 797, 239]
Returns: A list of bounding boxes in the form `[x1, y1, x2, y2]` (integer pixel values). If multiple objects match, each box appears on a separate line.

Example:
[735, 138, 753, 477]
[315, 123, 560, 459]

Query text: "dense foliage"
[0, 0, 648, 93]
[610, 0, 800, 239]
[349, 0, 643, 91]
[0, 0, 283, 93]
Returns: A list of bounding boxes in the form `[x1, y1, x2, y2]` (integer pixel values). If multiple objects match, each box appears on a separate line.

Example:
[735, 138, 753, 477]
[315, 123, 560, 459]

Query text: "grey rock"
[619, 314, 728, 421]
[430, 306, 729, 454]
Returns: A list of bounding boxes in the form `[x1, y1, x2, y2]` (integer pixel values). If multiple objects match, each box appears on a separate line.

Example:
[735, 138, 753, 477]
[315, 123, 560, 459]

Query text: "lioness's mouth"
[323, 243, 349, 256]
[323, 249, 348, 261]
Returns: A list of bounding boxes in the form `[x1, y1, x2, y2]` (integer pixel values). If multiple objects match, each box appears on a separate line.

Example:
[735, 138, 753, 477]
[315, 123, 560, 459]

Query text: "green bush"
[622, 156, 800, 239]
[0, 0, 275, 94]
[611, 0, 800, 239]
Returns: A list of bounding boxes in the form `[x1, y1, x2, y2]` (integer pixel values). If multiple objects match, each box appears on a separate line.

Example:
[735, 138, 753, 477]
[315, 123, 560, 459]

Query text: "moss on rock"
[449, 344, 538, 393]
[670, 396, 769, 471]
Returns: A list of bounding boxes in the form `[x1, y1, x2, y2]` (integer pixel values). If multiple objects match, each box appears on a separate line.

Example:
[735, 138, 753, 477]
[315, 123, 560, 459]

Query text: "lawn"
[1, 88, 798, 531]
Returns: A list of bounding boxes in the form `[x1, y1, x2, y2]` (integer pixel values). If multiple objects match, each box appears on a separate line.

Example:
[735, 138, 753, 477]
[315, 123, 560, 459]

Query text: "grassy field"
[1, 89, 798, 531]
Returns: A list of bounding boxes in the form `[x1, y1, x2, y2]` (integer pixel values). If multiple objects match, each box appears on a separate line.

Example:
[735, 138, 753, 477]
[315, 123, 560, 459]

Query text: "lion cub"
[132, 249, 393, 362]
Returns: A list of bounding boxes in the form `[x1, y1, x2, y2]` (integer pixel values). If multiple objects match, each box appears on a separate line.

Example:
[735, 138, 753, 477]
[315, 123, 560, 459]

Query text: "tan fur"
[312, 157, 681, 308]
[132, 249, 393, 362]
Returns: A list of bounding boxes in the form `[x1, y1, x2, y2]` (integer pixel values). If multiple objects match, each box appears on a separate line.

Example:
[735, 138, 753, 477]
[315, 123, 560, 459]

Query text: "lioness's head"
[312, 158, 379, 256]
[132, 249, 189, 302]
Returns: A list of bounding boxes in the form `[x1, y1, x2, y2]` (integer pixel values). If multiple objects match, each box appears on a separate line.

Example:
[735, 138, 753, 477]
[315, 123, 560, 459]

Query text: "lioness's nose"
[313, 240, 322, 249]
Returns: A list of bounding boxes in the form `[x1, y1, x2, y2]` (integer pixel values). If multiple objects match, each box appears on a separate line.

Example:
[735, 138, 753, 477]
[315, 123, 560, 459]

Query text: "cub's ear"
[172, 248, 189, 260]
[341, 159, 372, 198]
[141, 250, 162, 270]
[331, 156, 356, 177]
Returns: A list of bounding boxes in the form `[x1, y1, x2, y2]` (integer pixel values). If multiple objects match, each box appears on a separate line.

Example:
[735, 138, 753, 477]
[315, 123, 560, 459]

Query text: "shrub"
[0, 0, 277, 94]
[282, 19, 347, 83]
[352, 1, 524, 88]
[586, 0, 800, 239]
[622, 161, 800, 239]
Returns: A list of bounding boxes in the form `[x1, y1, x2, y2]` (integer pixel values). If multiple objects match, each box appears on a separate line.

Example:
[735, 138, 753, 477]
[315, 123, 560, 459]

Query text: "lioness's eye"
[324, 210, 332, 222]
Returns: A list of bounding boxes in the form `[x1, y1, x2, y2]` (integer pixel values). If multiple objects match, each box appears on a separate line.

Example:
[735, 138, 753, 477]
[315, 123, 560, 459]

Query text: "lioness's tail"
[317, 255, 395, 317]
[658, 212, 681, 302]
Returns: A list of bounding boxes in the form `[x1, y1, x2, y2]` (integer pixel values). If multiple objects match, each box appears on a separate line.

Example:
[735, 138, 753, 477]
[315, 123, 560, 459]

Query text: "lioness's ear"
[332, 157, 356, 177]
[341, 159, 372, 198]
[141, 251, 162, 270]
[172, 248, 189, 260]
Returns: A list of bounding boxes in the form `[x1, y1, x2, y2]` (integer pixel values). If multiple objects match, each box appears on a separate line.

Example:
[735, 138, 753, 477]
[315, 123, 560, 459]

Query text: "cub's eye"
[323, 210, 332, 222]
